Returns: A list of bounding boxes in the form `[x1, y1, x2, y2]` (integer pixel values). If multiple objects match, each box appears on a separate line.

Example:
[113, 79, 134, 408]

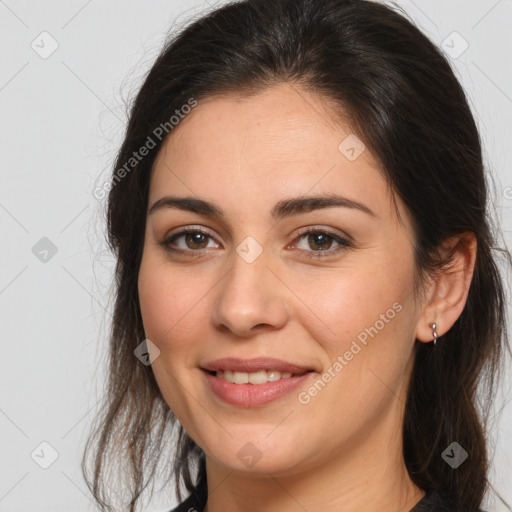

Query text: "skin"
[137, 83, 477, 512]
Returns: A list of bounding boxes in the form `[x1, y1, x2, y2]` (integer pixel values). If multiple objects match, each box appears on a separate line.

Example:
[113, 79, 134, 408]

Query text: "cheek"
[294, 264, 416, 435]
[138, 267, 174, 342]
[137, 260, 208, 418]
[295, 253, 418, 418]
[139, 256, 198, 339]
[138, 257, 219, 377]
[295, 258, 408, 355]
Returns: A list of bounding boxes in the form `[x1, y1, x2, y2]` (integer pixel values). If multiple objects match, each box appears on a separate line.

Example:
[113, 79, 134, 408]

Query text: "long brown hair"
[82, 0, 512, 510]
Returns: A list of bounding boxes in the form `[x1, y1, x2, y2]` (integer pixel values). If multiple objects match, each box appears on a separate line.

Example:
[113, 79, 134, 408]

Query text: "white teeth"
[215, 370, 297, 384]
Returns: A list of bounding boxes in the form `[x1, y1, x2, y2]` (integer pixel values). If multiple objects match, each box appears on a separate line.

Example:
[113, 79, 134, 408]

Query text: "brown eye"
[183, 232, 209, 250]
[306, 232, 335, 251]
[160, 228, 220, 254]
[294, 228, 351, 259]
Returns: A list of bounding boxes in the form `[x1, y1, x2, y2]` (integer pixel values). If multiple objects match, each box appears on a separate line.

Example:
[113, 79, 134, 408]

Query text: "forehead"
[149, 83, 403, 226]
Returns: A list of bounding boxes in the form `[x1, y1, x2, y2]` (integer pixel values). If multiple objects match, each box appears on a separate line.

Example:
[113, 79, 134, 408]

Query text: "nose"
[211, 248, 290, 337]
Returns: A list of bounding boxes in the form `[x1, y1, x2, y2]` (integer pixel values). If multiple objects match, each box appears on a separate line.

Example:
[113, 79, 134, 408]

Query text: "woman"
[82, 0, 511, 511]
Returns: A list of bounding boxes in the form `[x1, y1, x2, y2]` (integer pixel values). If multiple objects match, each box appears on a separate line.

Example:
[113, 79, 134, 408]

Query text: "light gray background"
[1, 0, 511, 511]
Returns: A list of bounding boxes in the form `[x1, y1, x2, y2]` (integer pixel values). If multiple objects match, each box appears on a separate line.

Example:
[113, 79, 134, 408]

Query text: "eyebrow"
[148, 194, 376, 220]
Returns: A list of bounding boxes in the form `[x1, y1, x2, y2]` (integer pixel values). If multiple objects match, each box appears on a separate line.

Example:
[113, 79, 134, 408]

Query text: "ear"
[415, 231, 477, 343]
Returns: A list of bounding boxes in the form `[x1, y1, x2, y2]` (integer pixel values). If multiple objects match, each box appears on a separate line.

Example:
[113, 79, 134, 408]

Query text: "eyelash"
[159, 226, 351, 260]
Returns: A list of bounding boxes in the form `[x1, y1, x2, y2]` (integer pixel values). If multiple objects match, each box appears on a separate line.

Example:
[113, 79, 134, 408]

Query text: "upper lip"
[201, 357, 314, 374]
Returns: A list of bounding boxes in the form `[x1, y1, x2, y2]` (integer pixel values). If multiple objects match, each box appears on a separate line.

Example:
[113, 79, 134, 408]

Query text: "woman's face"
[138, 83, 428, 476]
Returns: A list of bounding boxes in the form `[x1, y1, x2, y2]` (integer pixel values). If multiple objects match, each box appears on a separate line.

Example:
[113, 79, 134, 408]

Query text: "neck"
[204, 460, 423, 512]
[203, 450, 424, 510]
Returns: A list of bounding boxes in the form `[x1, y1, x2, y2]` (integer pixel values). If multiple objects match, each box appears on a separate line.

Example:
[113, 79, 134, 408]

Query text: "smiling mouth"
[203, 369, 313, 384]
[201, 368, 315, 408]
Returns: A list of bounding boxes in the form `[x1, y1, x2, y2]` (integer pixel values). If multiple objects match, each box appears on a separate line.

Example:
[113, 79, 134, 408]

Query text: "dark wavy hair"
[82, 0, 512, 510]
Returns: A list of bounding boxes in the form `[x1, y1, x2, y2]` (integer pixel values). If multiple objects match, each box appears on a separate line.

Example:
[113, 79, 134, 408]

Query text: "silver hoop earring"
[430, 322, 438, 346]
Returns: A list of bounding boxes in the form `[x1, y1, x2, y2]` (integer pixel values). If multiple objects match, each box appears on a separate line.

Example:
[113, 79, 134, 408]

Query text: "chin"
[201, 431, 313, 476]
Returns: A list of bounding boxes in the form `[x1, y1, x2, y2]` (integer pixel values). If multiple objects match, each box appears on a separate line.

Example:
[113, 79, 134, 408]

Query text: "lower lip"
[202, 370, 314, 408]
